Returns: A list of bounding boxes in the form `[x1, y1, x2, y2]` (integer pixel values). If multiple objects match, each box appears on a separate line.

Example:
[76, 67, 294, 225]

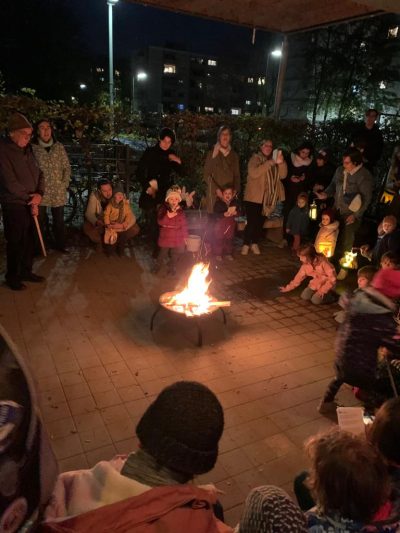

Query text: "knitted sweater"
[32, 141, 71, 207]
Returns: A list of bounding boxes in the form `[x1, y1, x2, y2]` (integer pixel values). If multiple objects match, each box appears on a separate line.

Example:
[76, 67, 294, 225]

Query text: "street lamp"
[263, 47, 282, 116]
[132, 71, 148, 113]
[107, 0, 119, 108]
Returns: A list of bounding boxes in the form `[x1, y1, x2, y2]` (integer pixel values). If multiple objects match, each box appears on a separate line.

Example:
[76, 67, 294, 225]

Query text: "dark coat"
[137, 143, 182, 209]
[372, 228, 400, 265]
[286, 205, 309, 236]
[335, 288, 398, 385]
[352, 123, 384, 169]
[0, 138, 45, 204]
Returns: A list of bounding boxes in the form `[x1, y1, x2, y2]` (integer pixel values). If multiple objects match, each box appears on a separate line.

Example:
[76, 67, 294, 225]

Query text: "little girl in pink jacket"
[280, 243, 337, 305]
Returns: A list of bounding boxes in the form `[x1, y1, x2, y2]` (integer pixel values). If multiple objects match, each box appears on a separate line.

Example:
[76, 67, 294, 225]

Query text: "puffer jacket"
[314, 220, 339, 257]
[282, 256, 336, 295]
[32, 142, 71, 207]
[157, 204, 188, 248]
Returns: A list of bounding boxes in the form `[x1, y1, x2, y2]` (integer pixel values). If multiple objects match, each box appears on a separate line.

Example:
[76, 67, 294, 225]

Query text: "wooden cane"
[33, 215, 47, 257]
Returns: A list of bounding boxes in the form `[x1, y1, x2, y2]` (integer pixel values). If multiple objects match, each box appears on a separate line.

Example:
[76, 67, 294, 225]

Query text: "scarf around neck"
[121, 448, 189, 487]
[38, 138, 54, 149]
[212, 142, 231, 159]
[291, 152, 312, 168]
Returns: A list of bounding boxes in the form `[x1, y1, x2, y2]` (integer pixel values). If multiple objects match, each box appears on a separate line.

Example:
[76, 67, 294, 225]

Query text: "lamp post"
[132, 71, 148, 113]
[107, 0, 119, 109]
[263, 48, 282, 116]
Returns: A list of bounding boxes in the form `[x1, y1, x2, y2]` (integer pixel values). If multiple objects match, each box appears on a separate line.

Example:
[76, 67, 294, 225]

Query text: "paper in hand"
[337, 406, 365, 435]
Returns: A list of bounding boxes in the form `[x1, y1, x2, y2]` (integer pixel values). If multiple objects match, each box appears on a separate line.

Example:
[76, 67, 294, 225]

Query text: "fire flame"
[165, 263, 213, 317]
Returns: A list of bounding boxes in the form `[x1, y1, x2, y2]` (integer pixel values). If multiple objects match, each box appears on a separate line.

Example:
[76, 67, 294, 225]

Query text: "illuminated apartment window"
[163, 64, 176, 74]
[379, 81, 387, 89]
[198, 82, 203, 89]
[205, 106, 214, 112]
[360, 41, 366, 49]
[258, 77, 265, 85]
[247, 77, 254, 83]
[388, 26, 398, 38]
[231, 108, 241, 115]
[208, 59, 217, 66]
[245, 100, 251, 105]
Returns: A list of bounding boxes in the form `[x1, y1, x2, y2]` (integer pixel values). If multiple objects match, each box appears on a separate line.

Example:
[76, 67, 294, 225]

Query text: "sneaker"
[317, 400, 338, 415]
[241, 245, 249, 255]
[251, 243, 261, 255]
[226, 255, 234, 261]
[216, 256, 223, 262]
[337, 268, 348, 281]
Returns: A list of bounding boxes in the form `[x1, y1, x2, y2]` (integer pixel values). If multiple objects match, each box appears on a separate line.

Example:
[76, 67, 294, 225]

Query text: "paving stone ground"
[0, 238, 360, 526]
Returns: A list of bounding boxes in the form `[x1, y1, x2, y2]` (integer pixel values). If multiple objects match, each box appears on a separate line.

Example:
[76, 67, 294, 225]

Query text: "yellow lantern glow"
[339, 250, 358, 270]
[380, 189, 395, 204]
[309, 201, 318, 220]
[317, 242, 334, 258]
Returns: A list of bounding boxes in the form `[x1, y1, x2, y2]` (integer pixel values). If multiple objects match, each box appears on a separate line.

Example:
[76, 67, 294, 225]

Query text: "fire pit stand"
[150, 292, 228, 348]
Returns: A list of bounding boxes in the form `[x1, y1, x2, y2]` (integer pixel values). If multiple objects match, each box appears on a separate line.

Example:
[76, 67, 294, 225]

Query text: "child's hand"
[279, 286, 289, 293]
[197, 483, 225, 497]
[167, 210, 178, 218]
[275, 150, 284, 165]
[146, 186, 156, 198]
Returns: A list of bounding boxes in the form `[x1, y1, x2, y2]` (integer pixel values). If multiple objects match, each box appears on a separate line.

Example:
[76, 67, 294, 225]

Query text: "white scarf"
[38, 138, 54, 148]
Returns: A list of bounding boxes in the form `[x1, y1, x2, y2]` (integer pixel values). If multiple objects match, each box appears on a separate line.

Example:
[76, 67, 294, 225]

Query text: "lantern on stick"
[339, 250, 358, 270]
[380, 189, 395, 204]
[316, 242, 334, 258]
[309, 200, 318, 220]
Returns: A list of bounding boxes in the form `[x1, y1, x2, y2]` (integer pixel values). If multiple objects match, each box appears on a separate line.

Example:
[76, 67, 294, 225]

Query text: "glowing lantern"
[380, 189, 395, 204]
[309, 201, 318, 220]
[316, 242, 334, 258]
[339, 250, 358, 270]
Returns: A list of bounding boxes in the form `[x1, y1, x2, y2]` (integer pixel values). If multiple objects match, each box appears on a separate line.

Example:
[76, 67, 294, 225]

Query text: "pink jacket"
[283, 257, 336, 295]
[157, 204, 188, 248]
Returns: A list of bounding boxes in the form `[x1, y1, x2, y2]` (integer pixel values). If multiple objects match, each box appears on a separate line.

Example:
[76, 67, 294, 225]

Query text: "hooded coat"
[314, 220, 340, 257]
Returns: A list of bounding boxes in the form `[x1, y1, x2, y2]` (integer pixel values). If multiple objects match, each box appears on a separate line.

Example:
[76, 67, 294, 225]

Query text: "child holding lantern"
[279, 243, 337, 305]
[286, 192, 310, 252]
[314, 208, 339, 258]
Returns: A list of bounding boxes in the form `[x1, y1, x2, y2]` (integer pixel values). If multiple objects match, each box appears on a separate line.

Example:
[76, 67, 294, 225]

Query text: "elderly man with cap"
[0, 112, 45, 291]
[43, 381, 231, 532]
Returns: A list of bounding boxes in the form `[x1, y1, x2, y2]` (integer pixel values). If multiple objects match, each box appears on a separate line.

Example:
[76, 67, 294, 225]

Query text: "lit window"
[257, 101, 261, 106]
[198, 58, 204, 64]
[178, 79, 184, 84]
[177, 103, 185, 111]
[208, 59, 217, 66]
[205, 106, 214, 112]
[247, 77, 254, 83]
[257, 77, 265, 85]
[164, 64, 176, 74]
[231, 108, 241, 115]
[379, 81, 387, 89]
[360, 41, 366, 49]
[115, 70, 120, 77]
[245, 100, 251, 105]
[100, 77, 105, 82]
[198, 82, 203, 89]
[96, 67, 102, 73]
[388, 26, 398, 38]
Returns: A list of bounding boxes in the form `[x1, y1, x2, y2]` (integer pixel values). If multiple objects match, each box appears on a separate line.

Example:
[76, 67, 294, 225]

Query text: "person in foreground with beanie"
[318, 268, 400, 414]
[0, 112, 45, 290]
[42, 381, 231, 532]
[152, 185, 188, 275]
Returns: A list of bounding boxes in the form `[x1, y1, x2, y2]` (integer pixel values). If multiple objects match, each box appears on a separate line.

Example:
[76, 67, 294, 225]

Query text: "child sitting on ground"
[318, 268, 400, 414]
[334, 265, 378, 324]
[153, 186, 188, 276]
[103, 182, 137, 256]
[279, 243, 337, 305]
[286, 192, 310, 252]
[212, 184, 239, 262]
[360, 215, 400, 266]
[314, 208, 339, 258]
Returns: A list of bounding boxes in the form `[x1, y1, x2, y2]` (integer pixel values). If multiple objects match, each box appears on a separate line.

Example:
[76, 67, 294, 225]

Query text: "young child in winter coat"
[286, 192, 310, 252]
[361, 215, 400, 267]
[334, 265, 378, 323]
[279, 244, 337, 305]
[103, 183, 137, 255]
[314, 208, 339, 258]
[154, 186, 188, 276]
[318, 268, 400, 414]
[212, 184, 239, 261]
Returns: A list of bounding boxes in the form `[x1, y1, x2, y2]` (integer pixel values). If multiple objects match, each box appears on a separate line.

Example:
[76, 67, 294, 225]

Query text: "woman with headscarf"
[203, 126, 240, 215]
[242, 139, 287, 255]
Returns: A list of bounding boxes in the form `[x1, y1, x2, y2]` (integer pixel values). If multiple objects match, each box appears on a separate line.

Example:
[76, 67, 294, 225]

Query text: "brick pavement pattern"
[0, 241, 360, 526]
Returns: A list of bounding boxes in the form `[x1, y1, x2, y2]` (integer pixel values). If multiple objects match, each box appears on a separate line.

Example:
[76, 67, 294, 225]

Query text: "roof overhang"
[126, 0, 400, 34]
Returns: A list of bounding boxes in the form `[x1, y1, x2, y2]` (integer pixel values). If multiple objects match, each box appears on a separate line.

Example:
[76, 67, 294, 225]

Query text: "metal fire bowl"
[159, 291, 222, 316]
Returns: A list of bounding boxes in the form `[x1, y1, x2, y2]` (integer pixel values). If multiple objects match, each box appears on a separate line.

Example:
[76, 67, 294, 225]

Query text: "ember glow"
[162, 263, 230, 317]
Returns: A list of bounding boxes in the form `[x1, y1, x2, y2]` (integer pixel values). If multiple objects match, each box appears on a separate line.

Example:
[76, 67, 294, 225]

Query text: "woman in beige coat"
[242, 140, 287, 255]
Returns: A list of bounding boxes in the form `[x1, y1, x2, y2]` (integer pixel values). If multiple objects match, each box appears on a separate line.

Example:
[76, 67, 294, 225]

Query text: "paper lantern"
[309, 201, 318, 220]
[380, 189, 395, 204]
[339, 250, 358, 270]
[316, 241, 334, 258]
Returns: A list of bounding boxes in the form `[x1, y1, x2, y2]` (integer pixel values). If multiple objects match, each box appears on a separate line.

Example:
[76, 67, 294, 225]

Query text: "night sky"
[73, 0, 273, 60]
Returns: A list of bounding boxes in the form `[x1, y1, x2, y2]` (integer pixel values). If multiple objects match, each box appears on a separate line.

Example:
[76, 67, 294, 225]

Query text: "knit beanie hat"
[321, 208, 335, 224]
[239, 486, 307, 533]
[372, 268, 400, 299]
[136, 381, 224, 475]
[113, 181, 124, 195]
[357, 265, 378, 283]
[8, 112, 32, 132]
[159, 127, 176, 144]
[165, 186, 182, 203]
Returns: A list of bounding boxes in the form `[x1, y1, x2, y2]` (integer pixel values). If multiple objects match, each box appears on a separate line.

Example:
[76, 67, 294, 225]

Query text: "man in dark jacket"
[351, 108, 384, 172]
[137, 128, 182, 248]
[0, 113, 45, 290]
